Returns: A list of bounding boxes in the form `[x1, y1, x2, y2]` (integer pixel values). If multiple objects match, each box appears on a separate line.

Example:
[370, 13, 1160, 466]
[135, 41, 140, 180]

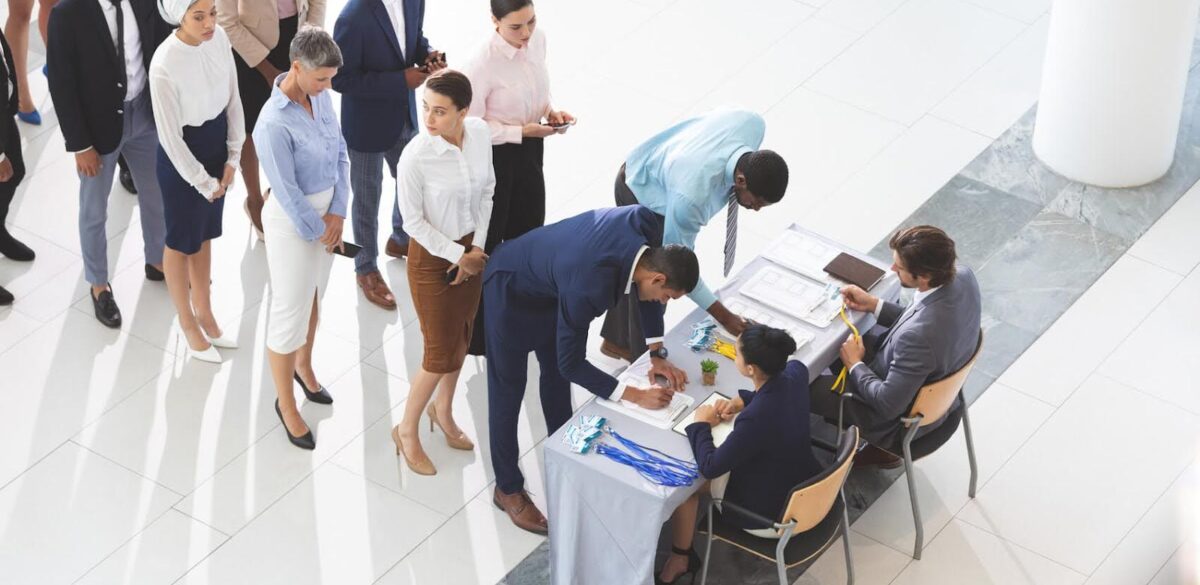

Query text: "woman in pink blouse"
[463, 0, 573, 355]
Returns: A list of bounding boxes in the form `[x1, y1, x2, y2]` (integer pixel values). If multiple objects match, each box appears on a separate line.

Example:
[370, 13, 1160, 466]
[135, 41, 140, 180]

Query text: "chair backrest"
[907, 330, 984, 428]
[779, 426, 859, 533]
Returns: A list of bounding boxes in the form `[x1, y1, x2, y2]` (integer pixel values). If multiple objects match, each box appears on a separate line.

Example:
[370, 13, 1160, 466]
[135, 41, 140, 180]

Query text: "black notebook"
[823, 252, 885, 290]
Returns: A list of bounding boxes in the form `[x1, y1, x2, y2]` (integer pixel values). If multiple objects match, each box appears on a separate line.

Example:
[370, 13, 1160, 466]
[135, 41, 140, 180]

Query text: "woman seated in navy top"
[658, 324, 823, 585]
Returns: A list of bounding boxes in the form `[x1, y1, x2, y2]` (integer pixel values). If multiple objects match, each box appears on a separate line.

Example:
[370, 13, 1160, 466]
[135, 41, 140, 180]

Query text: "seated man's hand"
[840, 285, 879, 313]
[648, 358, 688, 391]
[627, 386, 674, 410]
[694, 404, 720, 426]
[839, 334, 865, 367]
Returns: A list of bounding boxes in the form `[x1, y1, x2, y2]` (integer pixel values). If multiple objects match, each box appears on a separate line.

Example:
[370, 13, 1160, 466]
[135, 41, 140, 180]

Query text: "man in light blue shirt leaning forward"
[600, 108, 789, 361]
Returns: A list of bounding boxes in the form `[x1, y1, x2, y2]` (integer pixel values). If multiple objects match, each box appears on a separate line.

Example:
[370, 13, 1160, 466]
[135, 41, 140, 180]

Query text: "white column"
[1032, 0, 1200, 188]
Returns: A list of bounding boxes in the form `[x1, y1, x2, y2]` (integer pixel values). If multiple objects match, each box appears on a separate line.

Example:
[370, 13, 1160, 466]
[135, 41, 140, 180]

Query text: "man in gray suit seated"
[811, 225, 981, 468]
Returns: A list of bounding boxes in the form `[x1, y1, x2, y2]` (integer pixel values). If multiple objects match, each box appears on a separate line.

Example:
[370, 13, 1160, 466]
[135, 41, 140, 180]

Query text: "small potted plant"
[700, 359, 718, 386]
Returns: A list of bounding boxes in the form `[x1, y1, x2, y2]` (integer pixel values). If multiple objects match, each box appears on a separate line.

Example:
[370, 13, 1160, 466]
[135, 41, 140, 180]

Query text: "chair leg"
[700, 503, 714, 585]
[775, 538, 789, 585]
[962, 405, 979, 498]
[841, 494, 855, 585]
[901, 438, 923, 560]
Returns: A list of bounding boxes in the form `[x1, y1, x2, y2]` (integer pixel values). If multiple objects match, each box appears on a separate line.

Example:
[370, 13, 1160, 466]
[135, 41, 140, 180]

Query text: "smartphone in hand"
[334, 241, 363, 258]
[444, 265, 460, 284]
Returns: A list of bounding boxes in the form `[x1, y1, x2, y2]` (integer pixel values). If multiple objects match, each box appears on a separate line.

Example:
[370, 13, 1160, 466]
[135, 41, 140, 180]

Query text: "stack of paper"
[762, 230, 840, 281]
[740, 266, 842, 328]
[722, 297, 814, 351]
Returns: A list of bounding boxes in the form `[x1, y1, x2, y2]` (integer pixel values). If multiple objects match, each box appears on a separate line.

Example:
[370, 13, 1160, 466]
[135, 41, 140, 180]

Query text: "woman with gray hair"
[150, 0, 245, 364]
[253, 26, 348, 450]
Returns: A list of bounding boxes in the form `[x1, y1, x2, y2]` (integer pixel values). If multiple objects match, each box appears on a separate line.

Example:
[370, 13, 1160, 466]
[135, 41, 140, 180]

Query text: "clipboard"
[672, 391, 737, 447]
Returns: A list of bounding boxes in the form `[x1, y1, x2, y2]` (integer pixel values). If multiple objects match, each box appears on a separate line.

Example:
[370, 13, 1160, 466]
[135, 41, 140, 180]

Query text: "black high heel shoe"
[294, 372, 333, 404]
[655, 546, 702, 585]
[275, 399, 316, 450]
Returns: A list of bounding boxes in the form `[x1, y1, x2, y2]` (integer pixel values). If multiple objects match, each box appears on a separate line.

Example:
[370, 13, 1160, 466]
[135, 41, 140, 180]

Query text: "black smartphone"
[549, 119, 575, 129]
[444, 265, 459, 284]
[334, 241, 362, 258]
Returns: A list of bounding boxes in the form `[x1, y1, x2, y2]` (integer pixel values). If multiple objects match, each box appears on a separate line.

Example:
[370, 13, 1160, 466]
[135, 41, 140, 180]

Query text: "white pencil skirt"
[263, 187, 335, 354]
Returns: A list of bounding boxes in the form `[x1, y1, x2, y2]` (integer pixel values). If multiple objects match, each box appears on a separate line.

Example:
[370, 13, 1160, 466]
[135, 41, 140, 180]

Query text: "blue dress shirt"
[253, 76, 351, 241]
[622, 109, 766, 310]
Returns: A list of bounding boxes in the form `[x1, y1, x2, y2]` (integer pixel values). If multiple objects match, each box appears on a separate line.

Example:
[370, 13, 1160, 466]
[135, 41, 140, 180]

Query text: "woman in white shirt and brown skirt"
[391, 70, 495, 476]
[150, 0, 245, 364]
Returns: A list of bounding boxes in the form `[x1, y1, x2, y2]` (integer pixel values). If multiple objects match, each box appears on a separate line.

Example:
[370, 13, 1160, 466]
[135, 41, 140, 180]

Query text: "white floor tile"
[805, 0, 1025, 125]
[794, 530, 912, 585]
[852, 383, 1053, 554]
[331, 358, 548, 517]
[689, 17, 861, 114]
[1147, 539, 1199, 585]
[1098, 268, 1200, 415]
[0, 306, 42, 356]
[1087, 464, 1198, 585]
[1128, 180, 1200, 276]
[175, 365, 408, 534]
[74, 308, 363, 495]
[803, 115, 992, 252]
[959, 0, 1050, 24]
[891, 520, 1086, 585]
[310, 256, 418, 353]
[932, 15, 1049, 139]
[0, 442, 180, 585]
[8, 156, 137, 255]
[177, 465, 447, 585]
[376, 485, 547, 585]
[0, 226, 78, 302]
[75, 509, 228, 585]
[815, 0, 909, 34]
[0, 310, 171, 488]
[957, 375, 1200, 575]
[999, 255, 1182, 407]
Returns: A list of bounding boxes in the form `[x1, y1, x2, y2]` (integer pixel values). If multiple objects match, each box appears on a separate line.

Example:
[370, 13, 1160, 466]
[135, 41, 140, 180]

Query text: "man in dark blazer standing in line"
[483, 205, 696, 535]
[811, 225, 981, 467]
[0, 29, 31, 306]
[333, 0, 444, 311]
[47, 0, 169, 328]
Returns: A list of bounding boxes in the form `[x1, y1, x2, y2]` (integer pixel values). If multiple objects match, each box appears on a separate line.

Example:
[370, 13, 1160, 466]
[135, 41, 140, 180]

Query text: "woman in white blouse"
[150, 0, 245, 363]
[391, 70, 494, 476]
[462, 0, 573, 356]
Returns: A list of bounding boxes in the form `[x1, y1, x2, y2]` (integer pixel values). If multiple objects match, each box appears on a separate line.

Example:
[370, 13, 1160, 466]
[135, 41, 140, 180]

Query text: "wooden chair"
[838, 330, 984, 559]
[698, 426, 860, 585]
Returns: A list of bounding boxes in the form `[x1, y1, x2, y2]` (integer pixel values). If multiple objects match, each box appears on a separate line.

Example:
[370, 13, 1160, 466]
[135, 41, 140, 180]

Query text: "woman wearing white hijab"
[150, 0, 245, 363]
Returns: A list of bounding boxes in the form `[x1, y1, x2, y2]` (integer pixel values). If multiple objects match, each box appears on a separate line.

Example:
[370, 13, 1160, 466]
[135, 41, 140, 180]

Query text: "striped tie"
[724, 189, 738, 277]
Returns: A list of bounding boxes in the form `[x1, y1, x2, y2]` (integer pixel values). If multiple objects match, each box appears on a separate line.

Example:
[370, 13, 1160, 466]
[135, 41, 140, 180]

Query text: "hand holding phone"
[333, 241, 363, 258]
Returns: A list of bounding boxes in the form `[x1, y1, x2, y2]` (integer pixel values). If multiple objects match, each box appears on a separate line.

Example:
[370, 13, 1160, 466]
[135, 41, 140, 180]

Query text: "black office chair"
[837, 330, 984, 559]
[698, 426, 860, 585]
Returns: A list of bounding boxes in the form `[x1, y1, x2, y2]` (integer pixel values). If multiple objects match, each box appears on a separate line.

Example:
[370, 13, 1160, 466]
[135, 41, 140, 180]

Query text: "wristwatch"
[649, 346, 669, 360]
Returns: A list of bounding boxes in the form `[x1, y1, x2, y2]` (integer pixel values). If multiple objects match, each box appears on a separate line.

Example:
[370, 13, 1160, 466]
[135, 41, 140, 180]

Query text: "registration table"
[543, 225, 901, 585]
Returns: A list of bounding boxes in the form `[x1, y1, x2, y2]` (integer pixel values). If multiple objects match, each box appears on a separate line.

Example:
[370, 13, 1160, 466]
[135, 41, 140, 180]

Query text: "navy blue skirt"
[157, 111, 228, 254]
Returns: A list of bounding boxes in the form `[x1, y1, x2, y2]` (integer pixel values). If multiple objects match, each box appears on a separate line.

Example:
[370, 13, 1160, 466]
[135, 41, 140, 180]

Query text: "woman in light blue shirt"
[253, 26, 349, 451]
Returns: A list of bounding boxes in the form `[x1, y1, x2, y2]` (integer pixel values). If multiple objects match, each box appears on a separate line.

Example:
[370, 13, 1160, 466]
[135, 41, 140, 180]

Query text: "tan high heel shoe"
[391, 425, 436, 476]
[427, 403, 475, 451]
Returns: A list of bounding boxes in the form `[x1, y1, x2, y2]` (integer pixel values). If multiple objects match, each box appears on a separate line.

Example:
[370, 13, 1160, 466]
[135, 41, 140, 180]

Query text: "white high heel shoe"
[206, 330, 238, 349]
[174, 318, 223, 363]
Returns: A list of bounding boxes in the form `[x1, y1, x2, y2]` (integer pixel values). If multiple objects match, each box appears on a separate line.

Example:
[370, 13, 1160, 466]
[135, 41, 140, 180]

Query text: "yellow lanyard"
[831, 305, 861, 394]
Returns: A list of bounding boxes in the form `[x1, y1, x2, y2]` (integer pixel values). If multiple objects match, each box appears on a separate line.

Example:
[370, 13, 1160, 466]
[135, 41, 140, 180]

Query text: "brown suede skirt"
[407, 234, 482, 373]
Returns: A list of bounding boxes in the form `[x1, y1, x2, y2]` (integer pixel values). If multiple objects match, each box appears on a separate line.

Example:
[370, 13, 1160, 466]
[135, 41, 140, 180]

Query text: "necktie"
[724, 189, 738, 277]
[110, 0, 127, 91]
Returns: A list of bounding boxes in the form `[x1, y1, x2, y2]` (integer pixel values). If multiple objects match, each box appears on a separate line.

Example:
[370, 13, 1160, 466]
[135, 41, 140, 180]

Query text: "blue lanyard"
[593, 428, 699, 487]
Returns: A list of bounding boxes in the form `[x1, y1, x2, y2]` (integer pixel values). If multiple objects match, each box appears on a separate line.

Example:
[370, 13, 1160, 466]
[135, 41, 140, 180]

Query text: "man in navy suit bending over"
[485, 205, 698, 535]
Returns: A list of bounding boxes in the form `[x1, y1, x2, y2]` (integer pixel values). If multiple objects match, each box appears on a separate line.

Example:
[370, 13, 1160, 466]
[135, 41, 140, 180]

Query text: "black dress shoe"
[0, 284, 13, 306]
[275, 399, 315, 450]
[90, 286, 122, 328]
[294, 372, 333, 404]
[0, 233, 34, 261]
[144, 264, 164, 281]
[118, 158, 137, 194]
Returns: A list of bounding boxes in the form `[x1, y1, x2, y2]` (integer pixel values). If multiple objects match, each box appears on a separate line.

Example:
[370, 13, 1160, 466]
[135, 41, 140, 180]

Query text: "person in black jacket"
[0, 29, 31, 306]
[661, 325, 822, 584]
[47, 0, 169, 328]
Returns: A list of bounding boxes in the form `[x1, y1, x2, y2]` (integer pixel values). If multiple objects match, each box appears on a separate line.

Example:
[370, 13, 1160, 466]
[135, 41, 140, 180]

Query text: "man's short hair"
[737, 150, 789, 204]
[888, 226, 957, 287]
[639, 244, 700, 292]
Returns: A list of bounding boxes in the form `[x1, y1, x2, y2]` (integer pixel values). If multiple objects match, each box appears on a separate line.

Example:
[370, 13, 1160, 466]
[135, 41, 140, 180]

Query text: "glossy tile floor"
[0, 0, 1196, 584]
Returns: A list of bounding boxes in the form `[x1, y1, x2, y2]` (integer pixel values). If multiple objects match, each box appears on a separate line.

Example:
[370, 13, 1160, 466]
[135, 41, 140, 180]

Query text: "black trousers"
[0, 117, 26, 231]
[598, 163, 660, 357]
[468, 138, 546, 356]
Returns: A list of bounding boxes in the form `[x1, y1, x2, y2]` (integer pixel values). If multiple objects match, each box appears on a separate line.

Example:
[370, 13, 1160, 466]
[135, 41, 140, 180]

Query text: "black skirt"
[157, 112, 228, 254]
[233, 15, 298, 134]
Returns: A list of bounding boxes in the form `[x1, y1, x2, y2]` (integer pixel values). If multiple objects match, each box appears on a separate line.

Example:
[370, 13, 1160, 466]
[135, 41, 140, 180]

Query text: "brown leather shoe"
[493, 487, 548, 535]
[854, 443, 904, 470]
[356, 271, 397, 310]
[599, 339, 633, 362]
[385, 238, 407, 259]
